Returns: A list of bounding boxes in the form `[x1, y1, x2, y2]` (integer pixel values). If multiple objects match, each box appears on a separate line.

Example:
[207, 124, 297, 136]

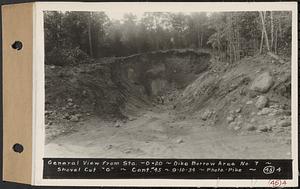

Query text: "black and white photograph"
[43, 9, 294, 159]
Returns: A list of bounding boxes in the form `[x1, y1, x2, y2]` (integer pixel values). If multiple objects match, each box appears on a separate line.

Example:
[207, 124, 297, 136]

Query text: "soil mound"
[45, 49, 211, 125]
[176, 54, 291, 140]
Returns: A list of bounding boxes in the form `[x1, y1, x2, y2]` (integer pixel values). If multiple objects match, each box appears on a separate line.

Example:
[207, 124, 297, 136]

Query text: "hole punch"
[12, 143, 24, 153]
[11, 41, 23, 50]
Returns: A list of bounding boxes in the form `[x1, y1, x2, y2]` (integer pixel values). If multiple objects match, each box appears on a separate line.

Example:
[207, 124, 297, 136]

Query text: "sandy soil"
[45, 105, 291, 159]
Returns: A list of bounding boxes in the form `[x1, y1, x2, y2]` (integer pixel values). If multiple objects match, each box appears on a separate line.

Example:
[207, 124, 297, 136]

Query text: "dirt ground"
[45, 103, 291, 159]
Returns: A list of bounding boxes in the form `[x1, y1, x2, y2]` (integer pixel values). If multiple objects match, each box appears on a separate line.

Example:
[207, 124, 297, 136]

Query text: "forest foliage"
[44, 11, 292, 66]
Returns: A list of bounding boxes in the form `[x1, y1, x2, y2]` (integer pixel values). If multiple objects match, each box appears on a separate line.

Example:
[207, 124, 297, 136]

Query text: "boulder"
[235, 107, 242, 113]
[246, 124, 257, 131]
[70, 115, 79, 122]
[250, 72, 273, 93]
[255, 96, 268, 109]
[278, 119, 291, 127]
[201, 110, 213, 121]
[246, 100, 253, 105]
[257, 107, 273, 116]
[114, 121, 122, 127]
[176, 138, 184, 144]
[228, 122, 236, 129]
[233, 126, 241, 131]
[226, 116, 235, 123]
[258, 125, 272, 132]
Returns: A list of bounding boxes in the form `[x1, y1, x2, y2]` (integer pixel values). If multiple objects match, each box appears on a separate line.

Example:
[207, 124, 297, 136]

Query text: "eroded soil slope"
[45, 50, 291, 158]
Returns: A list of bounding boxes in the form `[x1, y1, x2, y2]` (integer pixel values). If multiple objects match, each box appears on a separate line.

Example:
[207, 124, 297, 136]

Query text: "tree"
[44, 10, 292, 65]
[88, 12, 93, 57]
[259, 11, 270, 52]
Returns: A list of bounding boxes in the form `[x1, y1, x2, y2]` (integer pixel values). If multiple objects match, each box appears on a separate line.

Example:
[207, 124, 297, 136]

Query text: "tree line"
[44, 11, 292, 65]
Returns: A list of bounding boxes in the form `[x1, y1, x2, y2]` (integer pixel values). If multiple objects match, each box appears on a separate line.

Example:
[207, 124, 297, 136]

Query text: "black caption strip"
[43, 158, 292, 179]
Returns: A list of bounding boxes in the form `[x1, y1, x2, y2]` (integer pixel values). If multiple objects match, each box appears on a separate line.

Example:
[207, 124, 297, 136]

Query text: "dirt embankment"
[45, 50, 291, 158]
[45, 49, 211, 141]
[175, 54, 291, 141]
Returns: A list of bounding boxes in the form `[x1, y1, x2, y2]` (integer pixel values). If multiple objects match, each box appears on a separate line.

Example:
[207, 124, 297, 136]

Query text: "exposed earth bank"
[45, 49, 291, 158]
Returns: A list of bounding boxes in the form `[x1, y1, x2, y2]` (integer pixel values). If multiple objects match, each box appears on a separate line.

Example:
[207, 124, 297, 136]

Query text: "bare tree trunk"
[200, 31, 203, 48]
[275, 28, 278, 54]
[270, 11, 274, 51]
[88, 12, 93, 57]
[197, 26, 201, 48]
[259, 29, 264, 54]
[236, 25, 241, 60]
[259, 11, 270, 52]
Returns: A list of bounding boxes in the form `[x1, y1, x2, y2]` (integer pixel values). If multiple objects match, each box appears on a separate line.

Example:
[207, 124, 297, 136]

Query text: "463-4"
[268, 180, 287, 187]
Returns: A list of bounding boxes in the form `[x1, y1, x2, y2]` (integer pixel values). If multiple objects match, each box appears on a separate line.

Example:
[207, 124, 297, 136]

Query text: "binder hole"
[12, 143, 24, 153]
[11, 41, 23, 50]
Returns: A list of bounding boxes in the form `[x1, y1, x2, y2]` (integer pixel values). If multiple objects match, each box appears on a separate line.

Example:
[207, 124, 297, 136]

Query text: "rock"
[63, 113, 70, 119]
[268, 112, 276, 116]
[106, 144, 113, 150]
[235, 107, 242, 113]
[50, 65, 55, 69]
[75, 113, 82, 118]
[278, 119, 291, 127]
[70, 115, 79, 122]
[115, 121, 122, 127]
[124, 149, 131, 154]
[233, 126, 241, 131]
[246, 125, 257, 131]
[128, 117, 136, 121]
[257, 108, 272, 116]
[275, 128, 284, 133]
[201, 110, 213, 121]
[271, 109, 284, 116]
[228, 122, 237, 129]
[239, 88, 246, 96]
[249, 72, 274, 93]
[270, 104, 280, 109]
[255, 96, 268, 109]
[250, 118, 256, 123]
[226, 116, 235, 123]
[258, 125, 272, 132]
[248, 90, 257, 98]
[246, 100, 253, 105]
[67, 102, 73, 107]
[67, 98, 73, 102]
[176, 138, 184, 144]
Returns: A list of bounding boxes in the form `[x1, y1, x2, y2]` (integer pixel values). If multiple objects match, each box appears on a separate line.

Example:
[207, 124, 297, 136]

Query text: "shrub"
[45, 46, 92, 66]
